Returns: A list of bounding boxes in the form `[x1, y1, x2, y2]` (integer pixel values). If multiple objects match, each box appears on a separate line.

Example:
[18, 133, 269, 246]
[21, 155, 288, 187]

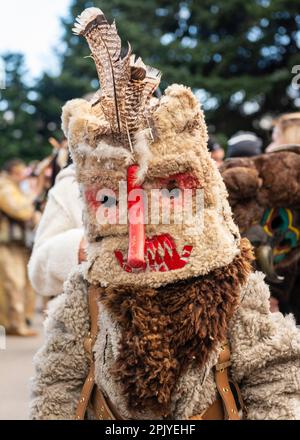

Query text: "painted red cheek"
[85, 189, 101, 211]
[176, 174, 200, 189]
[160, 173, 201, 190]
[85, 190, 119, 220]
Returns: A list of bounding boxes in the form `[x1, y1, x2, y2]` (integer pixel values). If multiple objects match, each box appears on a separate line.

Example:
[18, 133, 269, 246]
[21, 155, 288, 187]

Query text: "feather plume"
[73, 8, 161, 153]
[124, 55, 161, 136]
[73, 8, 131, 138]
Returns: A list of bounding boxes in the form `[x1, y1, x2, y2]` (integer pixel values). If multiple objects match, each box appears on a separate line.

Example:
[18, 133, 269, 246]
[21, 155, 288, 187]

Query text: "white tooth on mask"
[153, 262, 160, 272]
[164, 242, 173, 257]
[159, 262, 169, 272]
[157, 243, 165, 258]
[147, 247, 155, 260]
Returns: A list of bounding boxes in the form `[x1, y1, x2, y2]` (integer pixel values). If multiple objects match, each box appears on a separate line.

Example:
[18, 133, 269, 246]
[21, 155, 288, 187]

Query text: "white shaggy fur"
[30, 270, 300, 420]
[93, 141, 134, 165]
[28, 165, 83, 297]
[133, 129, 153, 182]
[74, 141, 134, 166]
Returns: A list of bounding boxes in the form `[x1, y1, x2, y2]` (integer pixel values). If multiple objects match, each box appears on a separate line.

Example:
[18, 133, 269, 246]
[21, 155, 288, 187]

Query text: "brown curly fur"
[222, 152, 300, 210]
[221, 151, 300, 323]
[99, 238, 253, 416]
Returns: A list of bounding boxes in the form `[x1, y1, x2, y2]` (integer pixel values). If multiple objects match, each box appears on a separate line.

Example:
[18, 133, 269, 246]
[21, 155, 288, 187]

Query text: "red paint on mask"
[127, 165, 146, 269]
[85, 188, 101, 211]
[115, 233, 193, 273]
[160, 173, 201, 190]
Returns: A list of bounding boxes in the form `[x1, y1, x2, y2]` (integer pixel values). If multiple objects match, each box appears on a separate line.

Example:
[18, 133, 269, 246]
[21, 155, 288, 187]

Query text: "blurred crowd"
[0, 139, 69, 336]
[209, 112, 300, 167]
[211, 112, 300, 318]
[0, 112, 300, 337]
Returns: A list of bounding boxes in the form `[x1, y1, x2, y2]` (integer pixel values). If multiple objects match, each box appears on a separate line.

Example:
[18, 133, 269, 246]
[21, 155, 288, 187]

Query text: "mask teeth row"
[114, 236, 193, 273]
[121, 252, 171, 272]
[146, 237, 174, 259]
[116, 246, 173, 272]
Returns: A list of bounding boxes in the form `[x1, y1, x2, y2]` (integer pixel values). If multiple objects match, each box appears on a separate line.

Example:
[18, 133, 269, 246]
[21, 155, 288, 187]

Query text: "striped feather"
[73, 8, 161, 151]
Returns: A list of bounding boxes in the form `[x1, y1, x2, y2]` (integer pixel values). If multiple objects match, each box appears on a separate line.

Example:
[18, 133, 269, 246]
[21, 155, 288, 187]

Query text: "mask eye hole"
[161, 179, 181, 199]
[100, 195, 118, 207]
[163, 179, 181, 199]
[166, 179, 178, 191]
[169, 188, 181, 199]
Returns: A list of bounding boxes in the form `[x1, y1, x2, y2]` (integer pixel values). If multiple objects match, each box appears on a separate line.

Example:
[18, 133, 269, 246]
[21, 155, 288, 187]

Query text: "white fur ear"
[61, 99, 91, 137]
[134, 129, 153, 183]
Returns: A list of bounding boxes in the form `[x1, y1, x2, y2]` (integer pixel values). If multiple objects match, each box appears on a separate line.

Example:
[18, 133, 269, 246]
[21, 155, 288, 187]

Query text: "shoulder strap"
[189, 341, 241, 421]
[75, 284, 100, 420]
[214, 341, 240, 420]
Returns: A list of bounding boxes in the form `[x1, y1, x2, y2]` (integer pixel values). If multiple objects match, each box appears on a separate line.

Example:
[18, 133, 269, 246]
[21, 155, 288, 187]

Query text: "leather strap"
[75, 285, 100, 420]
[230, 379, 247, 416]
[189, 397, 224, 420]
[214, 342, 240, 420]
[92, 386, 123, 420]
[75, 363, 95, 420]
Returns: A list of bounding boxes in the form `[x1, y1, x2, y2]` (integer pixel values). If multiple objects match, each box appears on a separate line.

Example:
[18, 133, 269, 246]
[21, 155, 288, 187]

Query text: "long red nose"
[127, 165, 146, 269]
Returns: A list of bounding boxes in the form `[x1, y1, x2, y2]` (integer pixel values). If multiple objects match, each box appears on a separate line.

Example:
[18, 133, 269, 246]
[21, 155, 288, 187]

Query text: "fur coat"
[30, 265, 300, 420]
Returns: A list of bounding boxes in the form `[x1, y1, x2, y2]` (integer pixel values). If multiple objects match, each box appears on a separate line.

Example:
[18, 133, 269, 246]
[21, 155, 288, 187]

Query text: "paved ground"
[0, 317, 44, 420]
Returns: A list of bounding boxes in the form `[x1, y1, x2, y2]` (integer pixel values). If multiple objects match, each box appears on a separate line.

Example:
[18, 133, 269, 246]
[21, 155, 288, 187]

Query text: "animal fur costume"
[221, 145, 300, 323]
[30, 8, 300, 420]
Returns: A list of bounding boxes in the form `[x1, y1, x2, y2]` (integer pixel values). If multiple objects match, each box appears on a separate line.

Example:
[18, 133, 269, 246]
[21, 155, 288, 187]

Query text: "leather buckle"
[215, 360, 231, 372]
[83, 333, 94, 362]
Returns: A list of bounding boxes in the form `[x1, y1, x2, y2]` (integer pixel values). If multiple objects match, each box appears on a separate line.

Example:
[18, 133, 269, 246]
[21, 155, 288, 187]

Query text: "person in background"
[0, 159, 38, 336]
[207, 137, 224, 168]
[266, 112, 300, 152]
[226, 131, 263, 158]
[222, 123, 300, 318]
[27, 138, 69, 214]
[28, 162, 85, 299]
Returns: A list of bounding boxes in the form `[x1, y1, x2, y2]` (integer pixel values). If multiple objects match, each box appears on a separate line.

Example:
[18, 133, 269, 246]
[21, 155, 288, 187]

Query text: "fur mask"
[62, 7, 240, 290]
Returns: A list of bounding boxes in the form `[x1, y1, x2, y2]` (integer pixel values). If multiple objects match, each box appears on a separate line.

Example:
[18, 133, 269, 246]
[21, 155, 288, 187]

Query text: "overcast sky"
[0, 0, 71, 80]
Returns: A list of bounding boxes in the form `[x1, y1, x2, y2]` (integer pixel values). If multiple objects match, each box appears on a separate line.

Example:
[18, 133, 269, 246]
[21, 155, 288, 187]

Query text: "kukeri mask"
[62, 8, 240, 289]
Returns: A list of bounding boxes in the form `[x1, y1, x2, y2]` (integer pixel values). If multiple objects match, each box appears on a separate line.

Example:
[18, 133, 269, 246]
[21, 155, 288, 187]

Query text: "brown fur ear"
[255, 152, 300, 207]
[222, 167, 261, 201]
[232, 200, 265, 233]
